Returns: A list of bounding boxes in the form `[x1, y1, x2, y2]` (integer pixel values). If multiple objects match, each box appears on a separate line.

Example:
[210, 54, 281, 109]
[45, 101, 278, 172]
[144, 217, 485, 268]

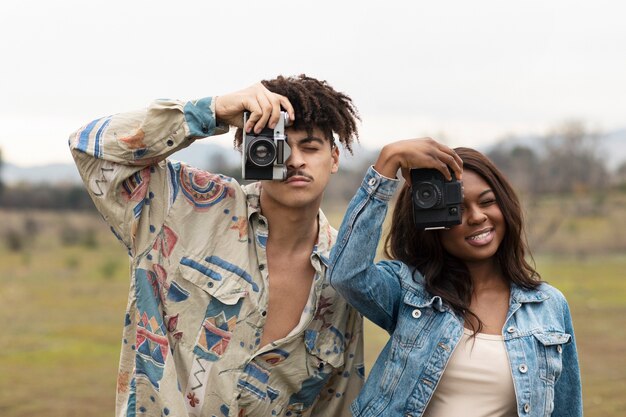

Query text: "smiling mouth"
[466, 228, 493, 242]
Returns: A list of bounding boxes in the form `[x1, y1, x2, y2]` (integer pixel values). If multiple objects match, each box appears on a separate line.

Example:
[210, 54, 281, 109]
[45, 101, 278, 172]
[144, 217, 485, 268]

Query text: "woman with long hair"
[329, 138, 582, 417]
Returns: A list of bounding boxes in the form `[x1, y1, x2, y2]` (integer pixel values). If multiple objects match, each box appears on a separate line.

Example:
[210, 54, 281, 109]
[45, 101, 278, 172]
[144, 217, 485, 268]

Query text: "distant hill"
[1, 142, 379, 185]
[484, 128, 626, 170]
[2, 162, 82, 185]
[605, 129, 626, 169]
[2, 128, 623, 185]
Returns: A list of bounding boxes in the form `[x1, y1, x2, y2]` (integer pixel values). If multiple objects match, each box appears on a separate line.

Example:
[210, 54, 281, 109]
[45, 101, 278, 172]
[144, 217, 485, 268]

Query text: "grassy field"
[1, 207, 625, 417]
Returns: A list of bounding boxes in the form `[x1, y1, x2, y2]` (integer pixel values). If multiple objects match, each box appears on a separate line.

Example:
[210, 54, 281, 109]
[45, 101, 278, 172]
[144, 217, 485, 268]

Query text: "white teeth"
[469, 231, 490, 241]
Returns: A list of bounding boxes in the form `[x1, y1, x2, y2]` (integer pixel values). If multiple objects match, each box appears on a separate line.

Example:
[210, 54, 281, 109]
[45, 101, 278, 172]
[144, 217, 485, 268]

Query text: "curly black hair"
[234, 74, 360, 154]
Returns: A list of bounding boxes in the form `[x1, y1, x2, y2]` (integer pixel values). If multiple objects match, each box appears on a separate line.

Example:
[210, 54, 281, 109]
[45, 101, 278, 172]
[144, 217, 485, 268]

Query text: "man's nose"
[287, 147, 305, 168]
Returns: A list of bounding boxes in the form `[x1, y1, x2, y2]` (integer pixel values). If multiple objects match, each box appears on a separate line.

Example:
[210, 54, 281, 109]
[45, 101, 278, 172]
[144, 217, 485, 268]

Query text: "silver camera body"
[242, 111, 291, 180]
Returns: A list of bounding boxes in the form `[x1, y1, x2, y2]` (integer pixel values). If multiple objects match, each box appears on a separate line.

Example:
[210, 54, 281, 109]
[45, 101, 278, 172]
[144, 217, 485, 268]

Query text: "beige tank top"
[423, 328, 517, 417]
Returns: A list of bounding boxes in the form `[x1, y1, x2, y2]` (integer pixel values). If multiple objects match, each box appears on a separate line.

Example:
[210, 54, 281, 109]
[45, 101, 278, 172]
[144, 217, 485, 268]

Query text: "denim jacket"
[329, 166, 582, 417]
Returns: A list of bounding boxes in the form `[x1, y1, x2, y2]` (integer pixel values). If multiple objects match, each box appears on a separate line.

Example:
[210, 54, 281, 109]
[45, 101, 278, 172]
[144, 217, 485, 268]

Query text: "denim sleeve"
[183, 97, 230, 137]
[553, 296, 583, 417]
[329, 166, 404, 333]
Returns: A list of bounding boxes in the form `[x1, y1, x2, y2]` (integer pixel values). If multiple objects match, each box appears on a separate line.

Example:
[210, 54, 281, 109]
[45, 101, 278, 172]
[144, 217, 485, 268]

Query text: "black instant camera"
[242, 111, 290, 180]
[411, 168, 463, 230]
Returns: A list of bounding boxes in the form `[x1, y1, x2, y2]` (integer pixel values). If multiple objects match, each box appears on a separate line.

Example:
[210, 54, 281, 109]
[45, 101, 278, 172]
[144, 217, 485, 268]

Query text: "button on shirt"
[69, 97, 364, 417]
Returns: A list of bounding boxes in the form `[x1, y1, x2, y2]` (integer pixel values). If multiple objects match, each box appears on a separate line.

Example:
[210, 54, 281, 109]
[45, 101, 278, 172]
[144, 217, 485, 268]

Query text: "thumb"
[401, 167, 412, 187]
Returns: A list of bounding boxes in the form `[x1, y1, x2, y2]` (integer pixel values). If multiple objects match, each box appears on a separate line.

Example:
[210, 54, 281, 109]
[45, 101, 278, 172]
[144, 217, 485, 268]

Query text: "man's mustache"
[284, 170, 314, 181]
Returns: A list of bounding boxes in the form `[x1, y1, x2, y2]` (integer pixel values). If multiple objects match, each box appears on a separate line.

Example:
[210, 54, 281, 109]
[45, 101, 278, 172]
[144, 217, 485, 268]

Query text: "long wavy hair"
[384, 147, 540, 330]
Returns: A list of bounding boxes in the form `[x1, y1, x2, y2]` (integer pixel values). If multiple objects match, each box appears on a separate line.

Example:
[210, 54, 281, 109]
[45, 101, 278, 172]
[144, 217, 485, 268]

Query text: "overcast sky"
[1, 0, 624, 166]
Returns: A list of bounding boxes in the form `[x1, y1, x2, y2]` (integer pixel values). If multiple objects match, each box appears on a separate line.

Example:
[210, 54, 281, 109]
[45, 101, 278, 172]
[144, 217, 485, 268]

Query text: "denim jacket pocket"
[392, 291, 438, 349]
[533, 331, 571, 383]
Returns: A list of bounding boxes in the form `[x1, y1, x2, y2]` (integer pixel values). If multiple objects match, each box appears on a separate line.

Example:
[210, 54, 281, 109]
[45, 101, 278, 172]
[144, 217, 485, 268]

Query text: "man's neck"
[259, 193, 321, 253]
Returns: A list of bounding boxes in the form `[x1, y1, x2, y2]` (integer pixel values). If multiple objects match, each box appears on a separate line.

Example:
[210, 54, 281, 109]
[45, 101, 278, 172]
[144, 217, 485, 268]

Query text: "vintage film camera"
[411, 168, 463, 230]
[242, 111, 291, 180]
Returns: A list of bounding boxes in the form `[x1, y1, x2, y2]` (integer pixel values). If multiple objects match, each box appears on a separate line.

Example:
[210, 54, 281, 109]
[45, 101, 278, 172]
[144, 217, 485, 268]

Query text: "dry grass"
[1, 204, 625, 416]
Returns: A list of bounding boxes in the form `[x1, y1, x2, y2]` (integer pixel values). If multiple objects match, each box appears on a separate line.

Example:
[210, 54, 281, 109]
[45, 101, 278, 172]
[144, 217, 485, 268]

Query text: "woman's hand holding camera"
[214, 82, 295, 134]
[374, 138, 463, 186]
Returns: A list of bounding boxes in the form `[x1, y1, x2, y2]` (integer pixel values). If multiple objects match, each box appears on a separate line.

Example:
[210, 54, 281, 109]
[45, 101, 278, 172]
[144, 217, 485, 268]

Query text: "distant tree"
[616, 161, 626, 189]
[487, 141, 540, 196]
[66, 186, 94, 210]
[0, 147, 4, 198]
[539, 120, 608, 194]
[527, 121, 610, 250]
[0, 184, 96, 211]
[208, 153, 242, 181]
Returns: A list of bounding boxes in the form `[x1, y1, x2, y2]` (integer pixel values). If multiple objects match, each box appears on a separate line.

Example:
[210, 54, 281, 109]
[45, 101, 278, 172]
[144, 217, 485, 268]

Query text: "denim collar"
[510, 283, 550, 304]
[402, 267, 449, 313]
[405, 266, 549, 311]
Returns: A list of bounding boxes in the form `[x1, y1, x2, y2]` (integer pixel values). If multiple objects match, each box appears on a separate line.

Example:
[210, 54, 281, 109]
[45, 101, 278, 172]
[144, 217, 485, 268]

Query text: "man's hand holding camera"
[214, 82, 295, 133]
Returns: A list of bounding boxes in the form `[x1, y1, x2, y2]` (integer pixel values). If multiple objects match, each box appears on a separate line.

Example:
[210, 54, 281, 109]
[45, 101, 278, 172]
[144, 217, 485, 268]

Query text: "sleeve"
[553, 295, 583, 417]
[68, 97, 229, 255]
[328, 166, 404, 333]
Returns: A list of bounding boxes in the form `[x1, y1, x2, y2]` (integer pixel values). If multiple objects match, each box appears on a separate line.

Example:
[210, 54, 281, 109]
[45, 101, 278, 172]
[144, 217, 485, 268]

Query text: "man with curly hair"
[69, 75, 364, 417]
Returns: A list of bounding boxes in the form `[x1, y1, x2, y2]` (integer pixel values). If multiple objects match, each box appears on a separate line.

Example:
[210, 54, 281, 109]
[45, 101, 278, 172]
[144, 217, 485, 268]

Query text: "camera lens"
[414, 182, 442, 209]
[255, 145, 269, 159]
[248, 138, 277, 167]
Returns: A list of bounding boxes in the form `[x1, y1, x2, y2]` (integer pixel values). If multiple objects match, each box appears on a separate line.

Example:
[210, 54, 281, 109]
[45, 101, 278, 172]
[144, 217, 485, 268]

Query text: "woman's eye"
[481, 199, 496, 205]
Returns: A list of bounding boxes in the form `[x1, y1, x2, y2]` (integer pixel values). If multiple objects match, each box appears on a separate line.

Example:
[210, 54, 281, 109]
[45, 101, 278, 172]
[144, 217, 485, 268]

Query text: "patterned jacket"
[69, 97, 364, 417]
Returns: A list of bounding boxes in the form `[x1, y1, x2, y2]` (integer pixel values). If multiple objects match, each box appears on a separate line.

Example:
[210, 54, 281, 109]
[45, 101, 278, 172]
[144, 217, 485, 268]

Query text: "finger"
[277, 94, 295, 124]
[244, 100, 263, 133]
[434, 145, 463, 180]
[433, 159, 453, 181]
[435, 149, 463, 181]
[253, 94, 273, 134]
[449, 150, 464, 180]
[266, 93, 283, 129]
[421, 151, 454, 181]
[452, 150, 463, 170]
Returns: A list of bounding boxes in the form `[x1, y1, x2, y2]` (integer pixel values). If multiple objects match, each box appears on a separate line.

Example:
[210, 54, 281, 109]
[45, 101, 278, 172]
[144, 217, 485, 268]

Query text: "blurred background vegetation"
[1, 121, 625, 416]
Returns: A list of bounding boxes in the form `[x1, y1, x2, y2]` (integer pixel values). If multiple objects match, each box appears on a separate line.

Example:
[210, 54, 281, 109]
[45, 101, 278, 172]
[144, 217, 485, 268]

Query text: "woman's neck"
[466, 260, 507, 292]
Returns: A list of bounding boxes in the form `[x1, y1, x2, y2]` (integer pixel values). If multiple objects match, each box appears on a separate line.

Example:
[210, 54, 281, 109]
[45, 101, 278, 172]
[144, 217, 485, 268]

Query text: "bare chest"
[260, 255, 316, 346]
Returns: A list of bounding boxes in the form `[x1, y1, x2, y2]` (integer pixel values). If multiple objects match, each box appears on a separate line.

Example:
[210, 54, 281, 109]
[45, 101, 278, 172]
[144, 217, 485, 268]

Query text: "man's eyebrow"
[294, 136, 326, 145]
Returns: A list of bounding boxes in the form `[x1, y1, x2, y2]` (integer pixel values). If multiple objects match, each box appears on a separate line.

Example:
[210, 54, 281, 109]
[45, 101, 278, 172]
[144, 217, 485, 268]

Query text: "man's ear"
[331, 145, 340, 174]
